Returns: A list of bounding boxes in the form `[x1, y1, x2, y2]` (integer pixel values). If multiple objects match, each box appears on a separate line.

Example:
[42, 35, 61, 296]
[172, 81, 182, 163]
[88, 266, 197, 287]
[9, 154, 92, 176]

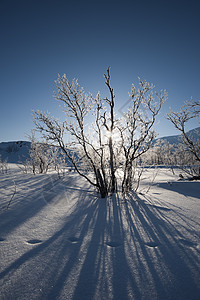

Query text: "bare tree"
[17, 159, 31, 174]
[50, 146, 66, 177]
[33, 68, 166, 197]
[119, 79, 167, 193]
[167, 99, 200, 177]
[29, 133, 52, 174]
[0, 155, 8, 174]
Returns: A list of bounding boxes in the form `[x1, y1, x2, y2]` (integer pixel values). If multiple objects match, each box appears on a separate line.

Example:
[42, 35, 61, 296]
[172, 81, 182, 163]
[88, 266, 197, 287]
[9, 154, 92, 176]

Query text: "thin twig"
[5, 180, 17, 210]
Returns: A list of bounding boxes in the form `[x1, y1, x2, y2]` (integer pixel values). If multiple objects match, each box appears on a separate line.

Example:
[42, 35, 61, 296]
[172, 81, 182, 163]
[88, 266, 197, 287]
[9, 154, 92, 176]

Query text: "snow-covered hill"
[0, 141, 31, 163]
[156, 126, 200, 145]
[1, 127, 199, 164]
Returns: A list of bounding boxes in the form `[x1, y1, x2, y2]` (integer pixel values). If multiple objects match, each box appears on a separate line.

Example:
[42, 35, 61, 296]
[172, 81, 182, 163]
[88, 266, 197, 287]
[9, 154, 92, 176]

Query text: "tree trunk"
[96, 169, 107, 198]
[122, 160, 133, 194]
[108, 137, 116, 193]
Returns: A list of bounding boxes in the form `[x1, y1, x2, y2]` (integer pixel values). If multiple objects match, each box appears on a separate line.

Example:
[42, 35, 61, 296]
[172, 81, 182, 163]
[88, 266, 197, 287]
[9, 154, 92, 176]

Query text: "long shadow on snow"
[123, 192, 200, 299]
[0, 186, 101, 299]
[158, 180, 200, 198]
[0, 191, 140, 300]
[0, 174, 76, 236]
[71, 193, 141, 300]
[0, 189, 199, 299]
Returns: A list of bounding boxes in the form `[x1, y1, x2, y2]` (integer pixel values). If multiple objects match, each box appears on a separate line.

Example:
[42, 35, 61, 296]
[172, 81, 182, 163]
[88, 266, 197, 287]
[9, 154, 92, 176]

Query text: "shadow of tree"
[158, 181, 200, 198]
[0, 189, 199, 299]
[0, 173, 87, 236]
[123, 192, 200, 299]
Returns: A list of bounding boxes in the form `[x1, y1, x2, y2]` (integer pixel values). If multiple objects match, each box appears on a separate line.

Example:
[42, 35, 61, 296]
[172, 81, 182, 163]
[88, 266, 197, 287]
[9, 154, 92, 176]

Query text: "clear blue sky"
[0, 0, 199, 142]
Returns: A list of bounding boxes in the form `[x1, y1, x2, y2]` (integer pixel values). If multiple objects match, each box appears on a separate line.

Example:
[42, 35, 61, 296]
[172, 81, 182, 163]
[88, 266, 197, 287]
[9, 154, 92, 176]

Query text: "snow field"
[0, 165, 200, 299]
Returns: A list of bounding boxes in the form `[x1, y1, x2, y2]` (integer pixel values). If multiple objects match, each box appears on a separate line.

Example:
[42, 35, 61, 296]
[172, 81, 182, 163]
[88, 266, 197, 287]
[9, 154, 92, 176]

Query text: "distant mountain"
[1, 127, 200, 163]
[0, 141, 31, 163]
[156, 126, 200, 145]
[0, 141, 71, 165]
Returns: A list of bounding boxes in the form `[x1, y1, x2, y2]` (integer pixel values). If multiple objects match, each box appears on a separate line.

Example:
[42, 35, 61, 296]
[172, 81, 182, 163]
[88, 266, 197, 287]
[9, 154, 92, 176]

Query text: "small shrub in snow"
[0, 155, 8, 174]
[33, 68, 166, 197]
[168, 99, 200, 178]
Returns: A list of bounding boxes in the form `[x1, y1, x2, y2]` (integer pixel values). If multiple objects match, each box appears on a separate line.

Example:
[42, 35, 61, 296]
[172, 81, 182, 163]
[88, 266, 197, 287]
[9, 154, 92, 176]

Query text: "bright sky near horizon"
[0, 0, 200, 142]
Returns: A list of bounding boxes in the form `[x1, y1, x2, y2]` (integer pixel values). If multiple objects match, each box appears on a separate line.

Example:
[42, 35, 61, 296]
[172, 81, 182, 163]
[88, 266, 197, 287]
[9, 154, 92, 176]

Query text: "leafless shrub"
[33, 68, 166, 197]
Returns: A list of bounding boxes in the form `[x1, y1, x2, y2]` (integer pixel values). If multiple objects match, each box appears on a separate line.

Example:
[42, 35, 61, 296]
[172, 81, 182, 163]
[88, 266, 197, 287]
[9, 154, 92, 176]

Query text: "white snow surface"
[0, 165, 200, 300]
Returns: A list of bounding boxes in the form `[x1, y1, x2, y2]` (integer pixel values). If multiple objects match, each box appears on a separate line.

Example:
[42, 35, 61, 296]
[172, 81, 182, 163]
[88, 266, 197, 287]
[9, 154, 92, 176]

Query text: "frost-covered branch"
[32, 68, 166, 197]
[121, 80, 167, 193]
[167, 99, 200, 164]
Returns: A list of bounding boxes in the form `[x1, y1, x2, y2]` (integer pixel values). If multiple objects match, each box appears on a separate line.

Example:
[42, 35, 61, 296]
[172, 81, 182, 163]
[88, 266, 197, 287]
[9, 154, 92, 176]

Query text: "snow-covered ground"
[0, 165, 199, 300]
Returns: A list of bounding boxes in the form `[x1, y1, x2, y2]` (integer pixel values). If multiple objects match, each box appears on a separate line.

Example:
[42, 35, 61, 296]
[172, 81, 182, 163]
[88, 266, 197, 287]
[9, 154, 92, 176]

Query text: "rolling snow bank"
[0, 165, 200, 299]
